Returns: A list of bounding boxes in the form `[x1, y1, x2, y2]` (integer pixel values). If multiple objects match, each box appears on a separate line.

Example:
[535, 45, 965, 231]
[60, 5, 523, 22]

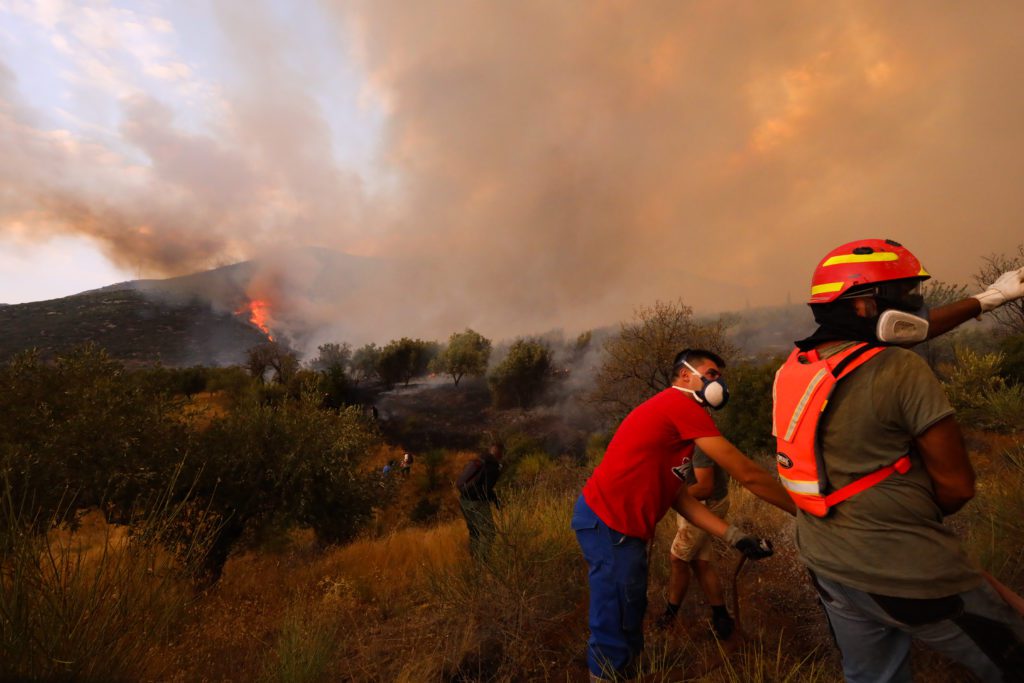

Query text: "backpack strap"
[823, 455, 912, 508]
[831, 343, 881, 378]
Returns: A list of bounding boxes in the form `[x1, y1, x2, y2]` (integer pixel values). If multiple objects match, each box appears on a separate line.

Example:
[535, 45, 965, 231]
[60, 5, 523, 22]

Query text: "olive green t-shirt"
[688, 446, 729, 502]
[794, 345, 981, 599]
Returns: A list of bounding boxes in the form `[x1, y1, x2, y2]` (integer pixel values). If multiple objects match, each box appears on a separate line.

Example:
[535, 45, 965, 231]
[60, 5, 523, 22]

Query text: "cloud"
[3, 1, 1024, 346]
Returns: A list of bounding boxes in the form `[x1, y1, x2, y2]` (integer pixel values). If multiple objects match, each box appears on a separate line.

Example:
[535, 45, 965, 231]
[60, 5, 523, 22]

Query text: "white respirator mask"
[678, 360, 730, 410]
[875, 309, 930, 345]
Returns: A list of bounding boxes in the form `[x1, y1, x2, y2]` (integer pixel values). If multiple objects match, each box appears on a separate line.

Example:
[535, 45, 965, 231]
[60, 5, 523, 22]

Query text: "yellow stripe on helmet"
[918, 267, 929, 277]
[822, 252, 899, 266]
[810, 282, 844, 295]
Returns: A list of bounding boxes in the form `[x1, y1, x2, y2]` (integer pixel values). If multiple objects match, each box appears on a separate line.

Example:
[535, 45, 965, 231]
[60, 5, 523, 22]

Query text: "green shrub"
[941, 345, 1024, 432]
[0, 346, 185, 524]
[187, 397, 383, 580]
[715, 359, 780, 456]
[998, 334, 1024, 385]
[488, 339, 552, 409]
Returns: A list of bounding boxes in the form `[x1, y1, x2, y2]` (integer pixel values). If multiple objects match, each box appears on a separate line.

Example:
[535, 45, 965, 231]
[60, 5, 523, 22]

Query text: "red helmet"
[809, 238, 930, 304]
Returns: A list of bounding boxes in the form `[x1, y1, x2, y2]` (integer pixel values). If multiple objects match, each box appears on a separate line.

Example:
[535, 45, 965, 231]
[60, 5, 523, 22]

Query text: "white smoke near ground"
[3, 1, 1024, 347]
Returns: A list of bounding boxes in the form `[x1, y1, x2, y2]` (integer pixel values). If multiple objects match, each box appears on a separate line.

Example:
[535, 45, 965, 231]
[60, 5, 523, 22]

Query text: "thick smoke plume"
[3, 1, 1024, 345]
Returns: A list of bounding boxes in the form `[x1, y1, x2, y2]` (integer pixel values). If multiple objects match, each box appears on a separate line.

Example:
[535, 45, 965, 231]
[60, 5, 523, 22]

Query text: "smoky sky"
[3, 1, 1024, 343]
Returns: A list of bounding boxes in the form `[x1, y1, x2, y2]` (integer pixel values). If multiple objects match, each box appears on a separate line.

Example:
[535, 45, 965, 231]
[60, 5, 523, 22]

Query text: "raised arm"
[694, 435, 797, 515]
[927, 299, 982, 339]
[927, 267, 1024, 339]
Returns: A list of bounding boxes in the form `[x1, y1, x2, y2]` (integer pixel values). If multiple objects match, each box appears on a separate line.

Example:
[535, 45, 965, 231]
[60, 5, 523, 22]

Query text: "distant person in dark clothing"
[456, 443, 504, 559]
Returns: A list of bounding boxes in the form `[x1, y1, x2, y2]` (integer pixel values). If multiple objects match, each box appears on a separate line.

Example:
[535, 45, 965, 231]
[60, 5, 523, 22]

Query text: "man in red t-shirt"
[572, 348, 796, 681]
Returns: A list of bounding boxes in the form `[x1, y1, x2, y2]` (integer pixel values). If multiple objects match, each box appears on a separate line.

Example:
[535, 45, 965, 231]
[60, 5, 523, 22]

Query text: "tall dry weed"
[0, 474, 211, 682]
[965, 441, 1024, 587]
[420, 480, 586, 681]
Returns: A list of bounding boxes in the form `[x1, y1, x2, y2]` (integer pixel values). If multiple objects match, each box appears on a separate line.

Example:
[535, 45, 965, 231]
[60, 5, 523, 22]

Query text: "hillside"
[0, 287, 269, 366]
[0, 248, 381, 366]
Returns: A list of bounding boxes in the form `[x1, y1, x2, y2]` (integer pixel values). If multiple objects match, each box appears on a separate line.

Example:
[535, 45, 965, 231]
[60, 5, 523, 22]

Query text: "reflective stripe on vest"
[772, 342, 911, 517]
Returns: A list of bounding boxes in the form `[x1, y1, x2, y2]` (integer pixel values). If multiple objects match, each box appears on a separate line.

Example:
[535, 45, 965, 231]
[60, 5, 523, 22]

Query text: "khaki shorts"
[670, 497, 730, 562]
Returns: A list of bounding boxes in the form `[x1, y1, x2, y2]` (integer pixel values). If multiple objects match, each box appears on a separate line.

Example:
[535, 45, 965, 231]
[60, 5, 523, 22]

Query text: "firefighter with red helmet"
[774, 238, 1024, 682]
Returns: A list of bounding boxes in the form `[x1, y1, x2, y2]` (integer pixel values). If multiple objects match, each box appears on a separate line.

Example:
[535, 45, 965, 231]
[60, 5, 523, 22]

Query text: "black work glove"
[724, 525, 773, 560]
[734, 536, 774, 560]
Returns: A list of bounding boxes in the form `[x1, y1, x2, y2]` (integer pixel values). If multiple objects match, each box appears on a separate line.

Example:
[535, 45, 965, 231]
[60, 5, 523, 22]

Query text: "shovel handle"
[981, 570, 1024, 617]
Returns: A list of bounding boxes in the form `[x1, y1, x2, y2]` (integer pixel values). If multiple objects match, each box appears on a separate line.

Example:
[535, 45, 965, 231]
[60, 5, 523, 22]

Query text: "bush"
[998, 334, 1024, 385]
[488, 339, 552, 409]
[186, 397, 383, 580]
[941, 345, 1024, 432]
[0, 347, 387, 585]
[0, 346, 186, 524]
[715, 359, 780, 456]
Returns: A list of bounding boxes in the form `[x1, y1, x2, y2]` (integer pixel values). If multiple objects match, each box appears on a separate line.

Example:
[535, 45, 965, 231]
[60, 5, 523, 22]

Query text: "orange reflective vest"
[772, 342, 912, 517]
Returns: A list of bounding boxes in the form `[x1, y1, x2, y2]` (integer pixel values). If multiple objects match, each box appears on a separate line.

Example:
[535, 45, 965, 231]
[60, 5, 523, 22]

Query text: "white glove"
[974, 267, 1024, 312]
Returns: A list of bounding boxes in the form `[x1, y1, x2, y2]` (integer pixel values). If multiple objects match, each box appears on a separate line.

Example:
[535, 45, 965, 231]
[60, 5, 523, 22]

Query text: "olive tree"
[434, 328, 492, 386]
[377, 338, 439, 388]
[592, 299, 736, 424]
[488, 339, 552, 409]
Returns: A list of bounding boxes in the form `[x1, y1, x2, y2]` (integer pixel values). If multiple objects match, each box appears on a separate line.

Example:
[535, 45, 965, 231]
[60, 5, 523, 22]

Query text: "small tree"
[312, 342, 351, 373]
[351, 343, 381, 385]
[974, 244, 1024, 335]
[592, 300, 736, 423]
[377, 338, 439, 388]
[246, 342, 298, 385]
[434, 328, 492, 386]
[489, 339, 552, 409]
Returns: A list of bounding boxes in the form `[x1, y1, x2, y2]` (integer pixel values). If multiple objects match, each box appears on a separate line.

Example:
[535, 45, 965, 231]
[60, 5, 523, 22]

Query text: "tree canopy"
[592, 299, 736, 423]
[434, 328, 492, 386]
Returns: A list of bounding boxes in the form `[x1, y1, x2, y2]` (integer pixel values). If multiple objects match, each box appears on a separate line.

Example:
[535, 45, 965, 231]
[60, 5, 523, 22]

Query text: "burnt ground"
[372, 375, 599, 460]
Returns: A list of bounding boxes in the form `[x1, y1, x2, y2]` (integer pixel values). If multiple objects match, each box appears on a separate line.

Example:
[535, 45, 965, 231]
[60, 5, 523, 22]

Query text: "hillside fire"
[236, 298, 274, 340]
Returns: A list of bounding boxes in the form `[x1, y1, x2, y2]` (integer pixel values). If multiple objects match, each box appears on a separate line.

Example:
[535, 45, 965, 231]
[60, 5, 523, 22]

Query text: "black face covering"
[795, 278, 929, 351]
[796, 303, 881, 351]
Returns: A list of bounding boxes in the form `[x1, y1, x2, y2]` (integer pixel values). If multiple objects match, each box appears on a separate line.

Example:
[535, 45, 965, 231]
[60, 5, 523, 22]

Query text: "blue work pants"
[812, 572, 1024, 682]
[572, 495, 649, 679]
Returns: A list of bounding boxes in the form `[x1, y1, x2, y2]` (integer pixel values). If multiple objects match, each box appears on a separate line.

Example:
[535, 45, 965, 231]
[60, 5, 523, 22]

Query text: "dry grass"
[9, 431, 1024, 682]
[0, 501, 204, 682]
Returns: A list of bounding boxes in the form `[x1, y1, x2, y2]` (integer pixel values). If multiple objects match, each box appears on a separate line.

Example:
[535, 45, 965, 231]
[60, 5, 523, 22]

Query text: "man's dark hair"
[672, 348, 726, 376]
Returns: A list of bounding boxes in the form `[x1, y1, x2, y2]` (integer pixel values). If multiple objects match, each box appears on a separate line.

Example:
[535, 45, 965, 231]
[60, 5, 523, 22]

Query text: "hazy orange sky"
[1, 1, 1022, 342]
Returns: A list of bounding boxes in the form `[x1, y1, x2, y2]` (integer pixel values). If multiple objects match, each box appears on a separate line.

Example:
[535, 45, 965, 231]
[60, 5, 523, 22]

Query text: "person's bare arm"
[926, 267, 1024, 339]
[914, 415, 975, 515]
[671, 486, 729, 537]
[688, 467, 714, 501]
[695, 436, 797, 515]
[926, 299, 982, 339]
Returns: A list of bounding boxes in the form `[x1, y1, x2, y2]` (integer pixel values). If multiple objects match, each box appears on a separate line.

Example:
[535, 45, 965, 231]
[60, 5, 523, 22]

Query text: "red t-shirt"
[582, 387, 720, 540]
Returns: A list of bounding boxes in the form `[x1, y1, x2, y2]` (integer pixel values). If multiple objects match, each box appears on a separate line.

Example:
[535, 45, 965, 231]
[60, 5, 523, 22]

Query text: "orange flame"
[237, 298, 274, 340]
